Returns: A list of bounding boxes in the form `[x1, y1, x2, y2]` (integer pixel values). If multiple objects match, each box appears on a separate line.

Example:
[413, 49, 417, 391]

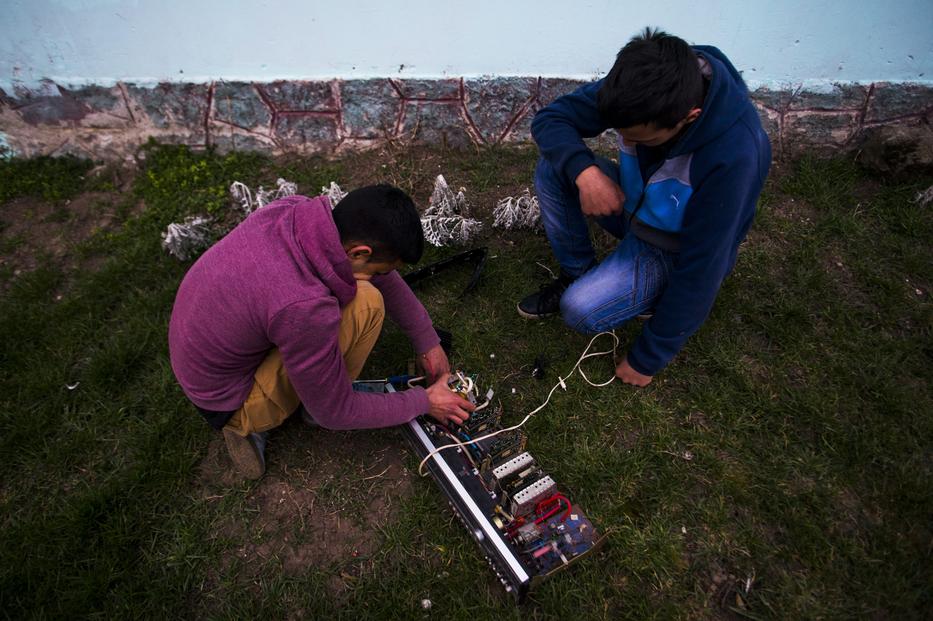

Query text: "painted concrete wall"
[1, 1, 931, 160]
[2, 0, 932, 93]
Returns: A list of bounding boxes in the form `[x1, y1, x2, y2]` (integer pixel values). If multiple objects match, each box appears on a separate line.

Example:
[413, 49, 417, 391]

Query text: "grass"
[0, 144, 931, 620]
[0, 154, 104, 203]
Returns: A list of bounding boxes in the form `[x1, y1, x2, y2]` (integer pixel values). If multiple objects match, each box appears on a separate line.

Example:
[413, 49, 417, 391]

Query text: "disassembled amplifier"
[371, 373, 606, 601]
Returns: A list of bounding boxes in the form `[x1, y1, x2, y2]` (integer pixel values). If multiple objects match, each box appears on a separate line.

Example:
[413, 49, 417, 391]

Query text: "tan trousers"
[225, 281, 384, 436]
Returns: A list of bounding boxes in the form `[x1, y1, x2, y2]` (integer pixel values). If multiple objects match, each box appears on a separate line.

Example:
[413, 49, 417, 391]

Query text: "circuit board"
[377, 373, 606, 601]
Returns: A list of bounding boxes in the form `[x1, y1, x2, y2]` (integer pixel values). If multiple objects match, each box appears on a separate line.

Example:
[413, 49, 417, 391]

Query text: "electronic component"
[379, 373, 605, 602]
[480, 430, 527, 468]
[460, 402, 500, 435]
[509, 475, 556, 516]
[511, 521, 542, 545]
[525, 506, 601, 576]
[490, 451, 534, 482]
[498, 464, 546, 497]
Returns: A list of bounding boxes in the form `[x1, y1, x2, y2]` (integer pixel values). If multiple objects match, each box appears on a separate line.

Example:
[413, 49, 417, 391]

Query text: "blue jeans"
[534, 156, 676, 334]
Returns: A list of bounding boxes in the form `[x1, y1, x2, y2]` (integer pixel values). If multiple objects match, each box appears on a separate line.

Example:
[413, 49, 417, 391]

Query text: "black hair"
[597, 27, 704, 129]
[331, 184, 424, 264]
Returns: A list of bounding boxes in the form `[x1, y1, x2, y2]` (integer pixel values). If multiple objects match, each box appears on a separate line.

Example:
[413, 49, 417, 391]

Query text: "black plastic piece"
[437, 328, 453, 355]
[532, 355, 547, 380]
[403, 247, 488, 298]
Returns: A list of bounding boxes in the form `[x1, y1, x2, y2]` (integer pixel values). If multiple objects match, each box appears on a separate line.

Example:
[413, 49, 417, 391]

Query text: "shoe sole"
[516, 303, 558, 320]
[223, 428, 265, 480]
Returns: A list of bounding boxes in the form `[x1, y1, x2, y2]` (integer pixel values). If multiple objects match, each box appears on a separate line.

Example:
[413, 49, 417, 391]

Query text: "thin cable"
[458, 372, 474, 395]
[417, 331, 619, 476]
[449, 432, 478, 469]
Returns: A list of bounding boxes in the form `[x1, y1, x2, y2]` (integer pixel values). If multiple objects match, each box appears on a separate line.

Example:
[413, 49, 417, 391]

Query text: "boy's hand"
[615, 355, 653, 387]
[425, 374, 475, 426]
[419, 344, 450, 384]
[576, 165, 625, 217]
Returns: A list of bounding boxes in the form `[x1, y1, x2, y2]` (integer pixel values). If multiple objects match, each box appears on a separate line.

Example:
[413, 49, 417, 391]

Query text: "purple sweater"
[168, 195, 438, 429]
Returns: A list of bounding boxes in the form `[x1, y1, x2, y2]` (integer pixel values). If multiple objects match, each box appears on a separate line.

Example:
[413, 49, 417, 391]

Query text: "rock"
[857, 121, 933, 174]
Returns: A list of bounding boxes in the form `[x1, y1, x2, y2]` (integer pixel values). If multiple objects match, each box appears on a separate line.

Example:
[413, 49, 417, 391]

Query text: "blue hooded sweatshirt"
[531, 46, 771, 375]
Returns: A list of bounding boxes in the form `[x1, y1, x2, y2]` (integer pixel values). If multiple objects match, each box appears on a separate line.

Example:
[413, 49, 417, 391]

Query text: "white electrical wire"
[408, 372, 477, 398]
[456, 371, 474, 395]
[409, 373, 490, 412]
[417, 331, 620, 476]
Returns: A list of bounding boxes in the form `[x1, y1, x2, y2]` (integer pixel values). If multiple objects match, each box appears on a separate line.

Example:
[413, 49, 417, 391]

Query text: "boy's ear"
[685, 107, 702, 123]
[345, 244, 373, 261]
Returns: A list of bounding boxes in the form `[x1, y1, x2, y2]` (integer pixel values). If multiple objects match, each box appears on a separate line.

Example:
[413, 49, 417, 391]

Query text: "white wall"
[2, 0, 931, 93]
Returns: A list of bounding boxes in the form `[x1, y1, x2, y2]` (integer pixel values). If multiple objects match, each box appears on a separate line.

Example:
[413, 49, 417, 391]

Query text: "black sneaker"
[517, 272, 576, 319]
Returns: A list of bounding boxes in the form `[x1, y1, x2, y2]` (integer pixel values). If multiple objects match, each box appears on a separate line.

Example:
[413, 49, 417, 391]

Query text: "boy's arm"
[370, 270, 440, 354]
[532, 79, 611, 187]
[269, 298, 430, 430]
[625, 158, 762, 376]
[370, 270, 449, 381]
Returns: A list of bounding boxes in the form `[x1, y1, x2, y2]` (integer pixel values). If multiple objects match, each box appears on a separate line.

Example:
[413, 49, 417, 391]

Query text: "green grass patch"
[0, 154, 98, 203]
[0, 143, 930, 619]
[134, 140, 270, 222]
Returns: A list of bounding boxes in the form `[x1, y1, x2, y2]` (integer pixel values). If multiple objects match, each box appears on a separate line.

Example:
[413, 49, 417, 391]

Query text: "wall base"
[1, 78, 931, 162]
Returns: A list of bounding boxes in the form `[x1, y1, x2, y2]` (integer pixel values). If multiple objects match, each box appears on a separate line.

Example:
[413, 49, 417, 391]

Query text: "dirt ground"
[0, 192, 118, 281]
[196, 415, 415, 596]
